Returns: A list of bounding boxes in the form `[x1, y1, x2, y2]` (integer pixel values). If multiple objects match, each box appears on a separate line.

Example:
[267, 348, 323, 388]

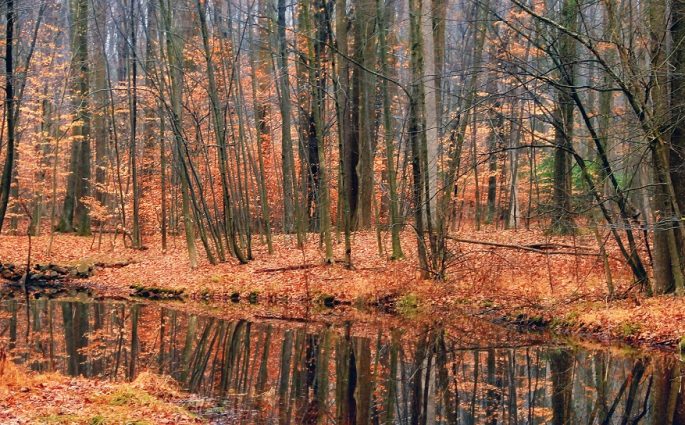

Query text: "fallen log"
[525, 242, 594, 251]
[254, 314, 311, 323]
[254, 264, 318, 273]
[94, 260, 135, 269]
[449, 237, 600, 256]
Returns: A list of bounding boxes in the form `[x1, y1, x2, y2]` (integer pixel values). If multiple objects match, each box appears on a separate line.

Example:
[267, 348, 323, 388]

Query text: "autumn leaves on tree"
[1, 0, 685, 295]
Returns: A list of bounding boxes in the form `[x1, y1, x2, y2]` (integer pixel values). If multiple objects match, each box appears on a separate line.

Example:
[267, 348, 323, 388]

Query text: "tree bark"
[550, 0, 578, 235]
[59, 0, 92, 235]
[0, 0, 16, 232]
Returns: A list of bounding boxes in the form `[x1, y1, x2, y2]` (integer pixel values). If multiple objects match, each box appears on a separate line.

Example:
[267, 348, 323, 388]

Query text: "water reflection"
[0, 298, 683, 424]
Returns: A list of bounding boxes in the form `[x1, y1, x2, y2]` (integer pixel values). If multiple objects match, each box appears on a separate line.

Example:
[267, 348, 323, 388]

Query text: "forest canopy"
[0, 0, 684, 297]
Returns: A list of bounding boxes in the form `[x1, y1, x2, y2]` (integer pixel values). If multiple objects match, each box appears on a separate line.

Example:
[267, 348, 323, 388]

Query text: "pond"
[0, 297, 682, 424]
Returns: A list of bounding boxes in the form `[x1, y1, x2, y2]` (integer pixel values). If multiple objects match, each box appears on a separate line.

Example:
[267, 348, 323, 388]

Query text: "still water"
[0, 297, 683, 424]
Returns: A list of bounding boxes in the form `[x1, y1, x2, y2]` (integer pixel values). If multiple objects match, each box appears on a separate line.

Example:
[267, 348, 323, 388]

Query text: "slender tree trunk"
[409, 0, 430, 275]
[650, 0, 685, 294]
[303, 0, 333, 263]
[92, 0, 109, 210]
[354, 0, 378, 229]
[378, 0, 403, 259]
[332, 0, 353, 266]
[196, 0, 247, 264]
[550, 0, 578, 235]
[667, 0, 685, 294]
[250, 0, 274, 253]
[274, 0, 297, 236]
[421, 0, 439, 230]
[60, 0, 92, 235]
[0, 0, 16, 232]
[130, 0, 142, 248]
[160, 0, 198, 267]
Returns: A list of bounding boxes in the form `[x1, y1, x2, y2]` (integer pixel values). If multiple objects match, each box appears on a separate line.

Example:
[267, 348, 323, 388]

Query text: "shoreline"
[1, 230, 682, 352]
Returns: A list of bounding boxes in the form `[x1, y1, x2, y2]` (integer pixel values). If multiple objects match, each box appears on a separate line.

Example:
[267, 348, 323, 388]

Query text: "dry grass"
[0, 353, 203, 424]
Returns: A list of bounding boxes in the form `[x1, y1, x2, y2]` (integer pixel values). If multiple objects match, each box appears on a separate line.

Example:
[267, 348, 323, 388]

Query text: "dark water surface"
[0, 297, 683, 424]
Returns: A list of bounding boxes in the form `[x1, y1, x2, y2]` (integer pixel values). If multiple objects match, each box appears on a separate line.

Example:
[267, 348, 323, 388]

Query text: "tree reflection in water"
[1, 298, 682, 424]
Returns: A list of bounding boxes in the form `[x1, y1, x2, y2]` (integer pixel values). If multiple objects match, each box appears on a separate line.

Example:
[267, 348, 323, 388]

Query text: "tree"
[377, 0, 403, 259]
[274, 0, 298, 236]
[159, 0, 198, 267]
[549, 0, 578, 235]
[59, 0, 92, 235]
[129, 0, 142, 248]
[0, 0, 17, 233]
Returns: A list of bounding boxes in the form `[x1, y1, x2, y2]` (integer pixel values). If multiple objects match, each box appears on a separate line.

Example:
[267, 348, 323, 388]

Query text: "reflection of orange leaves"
[532, 0, 546, 14]
[596, 41, 615, 54]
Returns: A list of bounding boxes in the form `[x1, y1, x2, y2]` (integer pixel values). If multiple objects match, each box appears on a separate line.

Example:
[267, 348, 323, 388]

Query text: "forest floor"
[0, 227, 683, 350]
[0, 358, 204, 424]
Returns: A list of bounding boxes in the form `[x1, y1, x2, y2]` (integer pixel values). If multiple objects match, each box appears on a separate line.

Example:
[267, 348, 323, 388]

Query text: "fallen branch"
[254, 264, 318, 273]
[525, 242, 594, 251]
[94, 260, 135, 269]
[254, 314, 311, 323]
[450, 237, 600, 256]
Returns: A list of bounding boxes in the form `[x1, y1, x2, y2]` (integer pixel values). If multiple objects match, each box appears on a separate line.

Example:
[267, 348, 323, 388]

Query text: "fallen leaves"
[0, 226, 682, 350]
[0, 360, 203, 424]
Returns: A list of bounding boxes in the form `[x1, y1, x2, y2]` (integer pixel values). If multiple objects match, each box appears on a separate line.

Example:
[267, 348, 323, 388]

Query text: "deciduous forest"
[2, 0, 685, 422]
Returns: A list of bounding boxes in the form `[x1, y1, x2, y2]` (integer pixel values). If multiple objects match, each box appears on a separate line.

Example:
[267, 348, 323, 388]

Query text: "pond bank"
[1, 230, 683, 351]
[1, 296, 683, 424]
[0, 360, 202, 424]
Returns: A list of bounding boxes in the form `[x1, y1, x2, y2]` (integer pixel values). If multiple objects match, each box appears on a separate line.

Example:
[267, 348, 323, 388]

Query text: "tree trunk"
[650, 0, 685, 294]
[378, 0, 403, 259]
[250, 0, 274, 253]
[353, 0, 378, 229]
[274, 0, 298, 237]
[0, 0, 16, 232]
[92, 0, 109, 210]
[160, 0, 198, 267]
[421, 0, 439, 230]
[550, 0, 578, 235]
[129, 0, 142, 248]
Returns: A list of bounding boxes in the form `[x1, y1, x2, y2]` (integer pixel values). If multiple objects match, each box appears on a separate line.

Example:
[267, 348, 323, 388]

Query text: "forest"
[1, 0, 685, 422]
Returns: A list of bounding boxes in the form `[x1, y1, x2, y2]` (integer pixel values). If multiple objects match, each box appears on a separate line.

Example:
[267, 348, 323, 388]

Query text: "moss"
[511, 312, 547, 327]
[89, 416, 107, 425]
[130, 284, 183, 300]
[678, 336, 685, 355]
[529, 315, 545, 326]
[205, 406, 226, 415]
[107, 387, 155, 407]
[564, 311, 579, 324]
[619, 322, 641, 338]
[39, 414, 81, 424]
[396, 293, 420, 316]
[354, 296, 370, 309]
[480, 299, 494, 309]
[198, 287, 212, 299]
[550, 312, 579, 329]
